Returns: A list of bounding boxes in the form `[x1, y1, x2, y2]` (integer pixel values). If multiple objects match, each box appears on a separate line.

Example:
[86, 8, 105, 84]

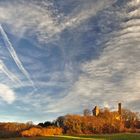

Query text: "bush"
[0, 122, 33, 138]
[21, 127, 63, 137]
[21, 127, 42, 137]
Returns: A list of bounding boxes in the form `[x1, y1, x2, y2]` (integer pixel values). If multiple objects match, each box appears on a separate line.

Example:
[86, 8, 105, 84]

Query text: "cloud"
[0, 0, 116, 44]
[127, 0, 140, 7]
[42, 0, 140, 113]
[0, 84, 16, 104]
[9, 0, 140, 114]
[0, 0, 60, 42]
[58, 0, 117, 31]
[0, 0, 140, 122]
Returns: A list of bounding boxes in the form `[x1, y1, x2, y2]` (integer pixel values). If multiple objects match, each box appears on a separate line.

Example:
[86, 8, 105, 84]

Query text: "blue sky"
[0, 0, 140, 123]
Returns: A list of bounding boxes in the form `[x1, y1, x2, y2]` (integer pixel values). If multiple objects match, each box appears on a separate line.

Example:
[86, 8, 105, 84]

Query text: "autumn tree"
[122, 108, 139, 128]
[83, 109, 91, 116]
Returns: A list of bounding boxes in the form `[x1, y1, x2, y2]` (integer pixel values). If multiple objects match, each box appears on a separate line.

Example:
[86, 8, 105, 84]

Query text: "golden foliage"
[21, 127, 62, 137]
[0, 122, 33, 138]
[21, 127, 42, 137]
[63, 110, 124, 135]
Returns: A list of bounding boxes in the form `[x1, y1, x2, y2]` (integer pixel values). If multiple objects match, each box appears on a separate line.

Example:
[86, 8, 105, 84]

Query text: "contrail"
[0, 60, 22, 85]
[0, 24, 36, 89]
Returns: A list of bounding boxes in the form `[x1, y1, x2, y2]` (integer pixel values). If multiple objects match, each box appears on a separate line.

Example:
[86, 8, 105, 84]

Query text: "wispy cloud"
[0, 0, 116, 44]
[61, 0, 116, 28]
[33, 0, 140, 114]
[128, 0, 140, 7]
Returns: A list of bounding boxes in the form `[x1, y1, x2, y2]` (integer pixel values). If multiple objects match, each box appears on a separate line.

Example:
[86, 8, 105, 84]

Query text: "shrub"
[21, 127, 62, 137]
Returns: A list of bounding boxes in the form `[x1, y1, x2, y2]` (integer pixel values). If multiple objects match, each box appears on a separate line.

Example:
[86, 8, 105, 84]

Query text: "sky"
[0, 0, 140, 123]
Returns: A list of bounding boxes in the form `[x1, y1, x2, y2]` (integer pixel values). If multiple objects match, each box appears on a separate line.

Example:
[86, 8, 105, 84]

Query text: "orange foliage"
[0, 122, 33, 138]
[21, 127, 42, 137]
[64, 115, 106, 134]
[63, 111, 124, 135]
[21, 127, 62, 137]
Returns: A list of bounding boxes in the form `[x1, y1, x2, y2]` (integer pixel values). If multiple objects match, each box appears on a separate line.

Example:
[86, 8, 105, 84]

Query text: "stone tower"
[118, 103, 122, 115]
[92, 106, 100, 116]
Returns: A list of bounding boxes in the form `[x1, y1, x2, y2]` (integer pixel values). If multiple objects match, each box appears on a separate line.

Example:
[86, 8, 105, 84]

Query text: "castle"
[92, 103, 122, 118]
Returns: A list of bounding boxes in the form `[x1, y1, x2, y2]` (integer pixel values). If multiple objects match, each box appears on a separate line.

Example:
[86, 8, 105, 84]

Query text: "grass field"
[1, 133, 140, 140]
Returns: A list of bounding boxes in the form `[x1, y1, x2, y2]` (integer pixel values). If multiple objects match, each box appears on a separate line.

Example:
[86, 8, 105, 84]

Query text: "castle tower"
[92, 106, 100, 116]
[118, 103, 122, 115]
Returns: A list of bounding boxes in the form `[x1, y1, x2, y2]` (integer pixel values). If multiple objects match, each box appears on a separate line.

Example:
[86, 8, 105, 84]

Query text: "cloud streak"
[0, 60, 22, 85]
[0, 24, 35, 89]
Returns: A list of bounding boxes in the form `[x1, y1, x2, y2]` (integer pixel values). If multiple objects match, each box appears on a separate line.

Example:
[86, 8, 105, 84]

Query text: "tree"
[38, 123, 44, 127]
[56, 116, 65, 127]
[26, 121, 33, 126]
[44, 121, 53, 127]
[122, 108, 139, 128]
[83, 109, 91, 116]
[38, 121, 55, 128]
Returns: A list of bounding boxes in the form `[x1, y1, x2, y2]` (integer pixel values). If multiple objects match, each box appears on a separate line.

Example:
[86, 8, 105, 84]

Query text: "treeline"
[0, 122, 62, 138]
[0, 108, 140, 137]
[38, 108, 140, 135]
[0, 122, 33, 137]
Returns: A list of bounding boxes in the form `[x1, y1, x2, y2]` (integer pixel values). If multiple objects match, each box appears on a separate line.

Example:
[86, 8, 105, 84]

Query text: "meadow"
[2, 134, 140, 140]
